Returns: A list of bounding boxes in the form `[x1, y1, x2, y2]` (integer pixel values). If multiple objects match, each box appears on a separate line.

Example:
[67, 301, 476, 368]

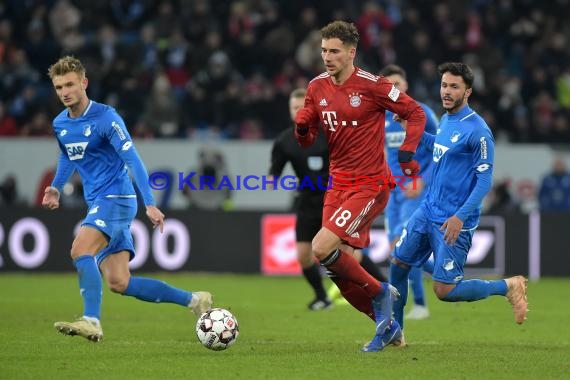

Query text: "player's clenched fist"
[398, 150, 421, 177]
[42, 186, 60, 210]
[295, 107, 317, 135]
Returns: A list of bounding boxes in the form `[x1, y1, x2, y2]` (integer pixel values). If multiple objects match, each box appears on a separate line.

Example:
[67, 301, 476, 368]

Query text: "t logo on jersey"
[65, 142, 88, 160]
[321, 111, 358, 132]
[433, 143, 450, 163]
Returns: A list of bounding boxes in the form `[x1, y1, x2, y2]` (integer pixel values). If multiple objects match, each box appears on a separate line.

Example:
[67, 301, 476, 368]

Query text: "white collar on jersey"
[81, 100, 93, 117]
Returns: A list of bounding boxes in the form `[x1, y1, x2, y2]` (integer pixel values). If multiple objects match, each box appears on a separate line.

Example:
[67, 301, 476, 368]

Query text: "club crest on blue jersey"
[450, 131, 461, 143]
[443, 259, 455, 271]
[83, 125, 92, 137]
[349, 92, 361, 107]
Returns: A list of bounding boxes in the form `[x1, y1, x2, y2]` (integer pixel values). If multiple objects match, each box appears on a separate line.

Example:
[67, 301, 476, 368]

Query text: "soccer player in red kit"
[295, 21, 426, 352]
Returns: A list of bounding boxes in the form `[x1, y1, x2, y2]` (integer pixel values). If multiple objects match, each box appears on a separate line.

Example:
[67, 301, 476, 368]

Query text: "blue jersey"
[420, 105, 494, 229]
[51, 100, 155, 207]
[385, 102, 439, 188]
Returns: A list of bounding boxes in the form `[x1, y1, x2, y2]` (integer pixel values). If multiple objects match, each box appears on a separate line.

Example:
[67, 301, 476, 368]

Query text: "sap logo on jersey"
[65, 142, 88, 160]
[432, 143, 450, 163]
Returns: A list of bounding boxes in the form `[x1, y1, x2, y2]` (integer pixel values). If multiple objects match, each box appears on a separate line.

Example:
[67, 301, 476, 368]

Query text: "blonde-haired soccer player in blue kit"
[43, 56, 212, 342]
[389, 62, 528, 346]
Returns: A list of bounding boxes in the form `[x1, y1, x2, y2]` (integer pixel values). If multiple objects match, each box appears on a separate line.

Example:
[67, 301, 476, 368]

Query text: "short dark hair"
[321, 21, 359, 47]
[438, 62, 474, 88]
[379, 64, 407, 79]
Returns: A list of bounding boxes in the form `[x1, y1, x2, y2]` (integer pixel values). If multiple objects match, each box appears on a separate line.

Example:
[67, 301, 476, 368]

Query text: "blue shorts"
[392, 205, 474, 284]
[83, 197, 137, 266]
[385, 189, 423, 242]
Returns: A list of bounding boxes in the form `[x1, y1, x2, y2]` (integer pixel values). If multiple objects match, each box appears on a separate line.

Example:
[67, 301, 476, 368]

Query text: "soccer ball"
[196, 308, 239, 351]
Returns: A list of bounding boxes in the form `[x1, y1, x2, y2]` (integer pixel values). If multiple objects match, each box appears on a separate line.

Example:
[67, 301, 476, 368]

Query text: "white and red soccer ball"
[196, 308, 239, 351]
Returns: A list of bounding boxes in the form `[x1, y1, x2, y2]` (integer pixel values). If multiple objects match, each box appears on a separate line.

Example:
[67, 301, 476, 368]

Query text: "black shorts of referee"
[293, 191, 325, 242]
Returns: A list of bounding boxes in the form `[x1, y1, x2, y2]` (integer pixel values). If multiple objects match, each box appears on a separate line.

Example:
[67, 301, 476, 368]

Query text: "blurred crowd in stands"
[0, 0, 569, 142]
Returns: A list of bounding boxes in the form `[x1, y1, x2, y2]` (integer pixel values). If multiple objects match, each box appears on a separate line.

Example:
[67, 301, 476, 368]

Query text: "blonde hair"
[47, 56, 86, 79]
[290, 88, 306, 100]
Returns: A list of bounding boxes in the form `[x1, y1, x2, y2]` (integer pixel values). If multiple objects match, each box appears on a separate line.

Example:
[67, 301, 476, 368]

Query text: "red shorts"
[322, 188, 390, 248]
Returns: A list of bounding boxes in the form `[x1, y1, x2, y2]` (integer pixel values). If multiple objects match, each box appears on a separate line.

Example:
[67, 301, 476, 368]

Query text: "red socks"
[323, 250, 381, 296]
[331, 277, 375, 321]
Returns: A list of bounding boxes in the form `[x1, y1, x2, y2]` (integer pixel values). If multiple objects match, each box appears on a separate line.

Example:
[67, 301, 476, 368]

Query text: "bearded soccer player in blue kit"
[42, 56, 213, 342]
[381, 64, 437, 321]
[389, 62, 528, 346]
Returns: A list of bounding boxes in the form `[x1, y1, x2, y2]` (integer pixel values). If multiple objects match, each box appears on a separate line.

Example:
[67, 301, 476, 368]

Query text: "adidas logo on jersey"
[319, 98, 328, 107]
[350, 232, 360, 238]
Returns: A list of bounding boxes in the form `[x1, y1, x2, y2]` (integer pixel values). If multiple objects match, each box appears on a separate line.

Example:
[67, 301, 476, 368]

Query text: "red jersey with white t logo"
[297, 67, 425, 190]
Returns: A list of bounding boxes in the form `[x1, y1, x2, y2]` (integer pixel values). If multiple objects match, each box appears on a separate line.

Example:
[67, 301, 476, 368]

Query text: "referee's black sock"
[302, 263, 328, 300]
[359, 254, 387, 282]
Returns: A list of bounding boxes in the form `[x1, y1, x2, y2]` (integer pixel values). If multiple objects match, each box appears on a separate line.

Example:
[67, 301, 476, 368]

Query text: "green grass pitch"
[1, 273, 569, 379]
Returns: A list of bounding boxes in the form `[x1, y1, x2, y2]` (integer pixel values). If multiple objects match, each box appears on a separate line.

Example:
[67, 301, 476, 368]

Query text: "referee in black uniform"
[269, 89, 386, 311]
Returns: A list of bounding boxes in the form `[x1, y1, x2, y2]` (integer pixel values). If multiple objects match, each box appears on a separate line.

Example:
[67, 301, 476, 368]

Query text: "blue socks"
[422, 259, 434, 275]
[74, 255, 102, 319]
[123, 277, 192, 306]
[442, 279, 508, 302]
[389, 262, 410, 328]
[408, 266, 425, 306]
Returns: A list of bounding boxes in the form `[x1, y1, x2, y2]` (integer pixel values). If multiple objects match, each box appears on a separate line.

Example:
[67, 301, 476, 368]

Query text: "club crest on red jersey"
[349, 92, 362, 108]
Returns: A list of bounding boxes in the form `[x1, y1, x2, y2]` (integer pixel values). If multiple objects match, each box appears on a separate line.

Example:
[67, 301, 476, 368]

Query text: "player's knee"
[70, 243, 90, 260]
[433, 282, 453, 300]
[311, 242, 330, 261]
[297, 244, 314, 267]
[70, 238, 105, 260]
[107, 276, 129, 294]
[298, 254, 314, 268]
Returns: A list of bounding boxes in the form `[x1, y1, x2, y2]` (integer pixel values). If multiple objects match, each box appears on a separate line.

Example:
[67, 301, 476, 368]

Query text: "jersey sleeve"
[295, 83, 320, 147]
[455, 125, 494, 221]
[423, 105, 439, 134]
[375, 78, 425, 154]
[101, 110, 156, 206]
[419, 108, 440, 152]
[51, 142, 75, 191]
[420, 132, 436, 151]
[417, 105, 439, 184]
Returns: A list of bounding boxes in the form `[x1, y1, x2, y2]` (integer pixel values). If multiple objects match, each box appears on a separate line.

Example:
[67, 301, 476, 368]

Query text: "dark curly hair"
[438, 62, 474, 88]
[321, 21, 359, 47]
